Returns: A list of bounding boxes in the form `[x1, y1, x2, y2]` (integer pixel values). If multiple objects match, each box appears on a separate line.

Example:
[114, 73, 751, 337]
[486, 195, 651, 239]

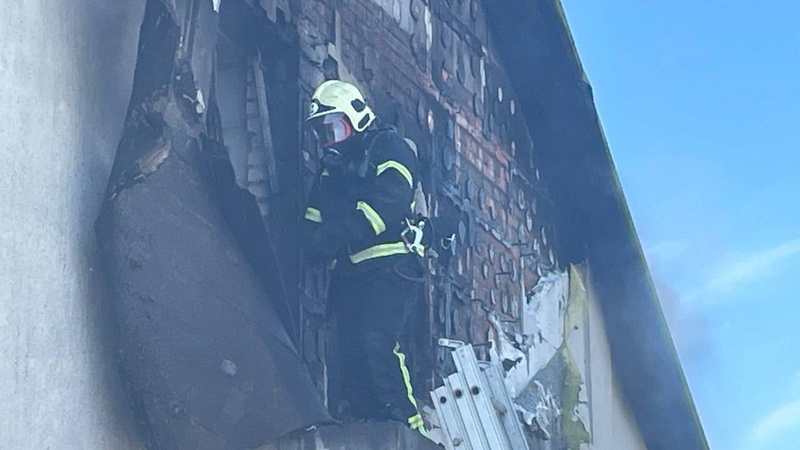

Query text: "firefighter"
[302, 79, 426, 434]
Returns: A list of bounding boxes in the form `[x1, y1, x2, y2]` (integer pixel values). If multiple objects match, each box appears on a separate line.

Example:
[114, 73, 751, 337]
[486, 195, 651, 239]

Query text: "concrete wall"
[0, 1, 146, 448]
[584, 271, 647, 450]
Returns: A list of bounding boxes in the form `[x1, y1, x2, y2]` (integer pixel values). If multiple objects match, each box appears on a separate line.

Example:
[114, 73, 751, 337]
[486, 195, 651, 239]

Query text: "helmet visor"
[310, 113, 353, 147]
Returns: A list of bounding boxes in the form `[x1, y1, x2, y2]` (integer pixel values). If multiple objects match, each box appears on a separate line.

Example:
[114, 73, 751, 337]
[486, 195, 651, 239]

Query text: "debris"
[487, 270, 568, 398]
[487, 313, 526, 387]
[523, 270, 568, 373]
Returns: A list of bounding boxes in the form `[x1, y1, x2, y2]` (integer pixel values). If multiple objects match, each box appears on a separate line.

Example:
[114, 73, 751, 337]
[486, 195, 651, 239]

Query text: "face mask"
[310, 112, 353, 147]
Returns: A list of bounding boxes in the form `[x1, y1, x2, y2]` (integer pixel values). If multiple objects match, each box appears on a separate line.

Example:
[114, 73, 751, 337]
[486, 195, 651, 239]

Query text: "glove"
[305, 222, 349, 264]
[320, 148, 345, 176]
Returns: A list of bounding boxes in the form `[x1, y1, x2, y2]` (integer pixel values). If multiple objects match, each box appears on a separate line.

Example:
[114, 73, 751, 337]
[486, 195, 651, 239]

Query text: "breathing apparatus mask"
[310, 112, 366, 176]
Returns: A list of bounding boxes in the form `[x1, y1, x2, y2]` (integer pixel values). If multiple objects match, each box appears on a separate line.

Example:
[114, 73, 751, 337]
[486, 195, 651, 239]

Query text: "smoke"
[652, 274, 714, 368]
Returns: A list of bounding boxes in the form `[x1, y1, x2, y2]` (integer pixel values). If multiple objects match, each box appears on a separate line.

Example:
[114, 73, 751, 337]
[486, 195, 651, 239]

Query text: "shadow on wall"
[68, 0, 147, 446]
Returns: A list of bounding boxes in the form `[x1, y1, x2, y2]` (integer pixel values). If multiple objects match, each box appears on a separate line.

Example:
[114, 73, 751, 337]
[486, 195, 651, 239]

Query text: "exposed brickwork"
[253, 0, 560, 408]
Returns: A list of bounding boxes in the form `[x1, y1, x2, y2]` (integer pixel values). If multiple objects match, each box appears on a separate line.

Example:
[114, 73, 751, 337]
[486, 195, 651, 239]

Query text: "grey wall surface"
[584, 276, 647, 450]
[0, 1, 146, 448]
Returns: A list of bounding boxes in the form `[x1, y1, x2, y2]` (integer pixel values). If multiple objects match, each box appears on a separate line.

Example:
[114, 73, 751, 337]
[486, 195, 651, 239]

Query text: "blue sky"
[560, 1, 800, 449]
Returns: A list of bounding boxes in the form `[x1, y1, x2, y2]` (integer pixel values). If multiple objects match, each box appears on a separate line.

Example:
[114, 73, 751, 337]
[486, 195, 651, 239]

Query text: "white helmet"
[306, 80, 376, 133]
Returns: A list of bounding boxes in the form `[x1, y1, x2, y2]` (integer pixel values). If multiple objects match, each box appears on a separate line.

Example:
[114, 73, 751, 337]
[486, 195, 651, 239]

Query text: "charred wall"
[227, 0, 561, 408]
[2, 0, 703, 448]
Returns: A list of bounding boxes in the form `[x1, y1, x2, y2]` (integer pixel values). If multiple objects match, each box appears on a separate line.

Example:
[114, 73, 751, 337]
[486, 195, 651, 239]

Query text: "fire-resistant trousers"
[329, 263, 424, 430]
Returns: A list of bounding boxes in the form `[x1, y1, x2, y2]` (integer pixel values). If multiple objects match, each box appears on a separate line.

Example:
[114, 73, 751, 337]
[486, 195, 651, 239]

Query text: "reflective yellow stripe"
[356, 201, 386, 235]
[304, 207, 322, 223]
[394, 344, 427, 436]
[409, 414, 426, 435]
[409, 414, 424, 426]
[349, 241, 409, 264]
[377, 160, 413, 188]
[393, 343, 419, 409]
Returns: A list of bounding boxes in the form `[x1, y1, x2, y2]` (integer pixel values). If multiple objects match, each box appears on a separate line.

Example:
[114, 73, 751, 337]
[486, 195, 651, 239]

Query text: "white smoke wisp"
[684, 238, 800, 305]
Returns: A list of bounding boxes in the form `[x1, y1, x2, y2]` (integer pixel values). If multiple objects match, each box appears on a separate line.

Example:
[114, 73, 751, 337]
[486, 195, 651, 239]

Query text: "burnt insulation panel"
[96, 135, 330, 448]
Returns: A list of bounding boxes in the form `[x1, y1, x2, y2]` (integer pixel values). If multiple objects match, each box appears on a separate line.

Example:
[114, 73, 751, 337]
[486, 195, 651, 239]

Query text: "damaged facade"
[2, 0, 708, 449]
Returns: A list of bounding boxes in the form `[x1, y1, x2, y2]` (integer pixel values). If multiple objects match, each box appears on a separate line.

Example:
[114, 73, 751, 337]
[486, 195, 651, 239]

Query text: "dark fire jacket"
[304, 128, 418, 274]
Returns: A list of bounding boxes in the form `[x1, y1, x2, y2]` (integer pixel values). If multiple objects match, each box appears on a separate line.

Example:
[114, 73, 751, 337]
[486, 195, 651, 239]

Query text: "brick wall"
[252, 0, 560, 407]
